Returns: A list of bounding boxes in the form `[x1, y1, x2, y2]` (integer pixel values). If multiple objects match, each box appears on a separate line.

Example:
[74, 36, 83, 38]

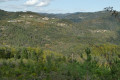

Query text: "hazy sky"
[0, 0, 120, 13]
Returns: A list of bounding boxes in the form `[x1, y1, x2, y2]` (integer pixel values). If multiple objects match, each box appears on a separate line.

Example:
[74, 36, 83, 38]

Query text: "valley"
[0, 9, 120, 80]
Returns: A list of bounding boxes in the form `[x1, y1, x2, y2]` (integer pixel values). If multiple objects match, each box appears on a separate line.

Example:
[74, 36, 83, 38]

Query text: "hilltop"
[0, 9, 120, 54]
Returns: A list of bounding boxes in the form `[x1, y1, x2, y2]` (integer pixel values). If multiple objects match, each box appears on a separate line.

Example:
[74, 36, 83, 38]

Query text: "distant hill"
[40, 11, 112, 22]
[0, 9, 43, 20]
[0, 9, 120, 53]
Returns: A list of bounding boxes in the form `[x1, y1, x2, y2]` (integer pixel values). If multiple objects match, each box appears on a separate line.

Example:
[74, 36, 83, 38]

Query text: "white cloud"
[36, 0, 51, 7]
[24, 0, 39, 6]
[25, 0, 52, 7]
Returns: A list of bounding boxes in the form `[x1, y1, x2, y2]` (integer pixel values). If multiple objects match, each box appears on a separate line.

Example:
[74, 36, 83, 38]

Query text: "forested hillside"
[1, 10, 120, 52]
[0, 9, 120, 79]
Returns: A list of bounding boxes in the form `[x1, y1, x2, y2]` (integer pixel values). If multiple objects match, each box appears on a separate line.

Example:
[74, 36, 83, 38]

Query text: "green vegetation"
[0, 9, 120, 79]
[0, 46, 120, 80]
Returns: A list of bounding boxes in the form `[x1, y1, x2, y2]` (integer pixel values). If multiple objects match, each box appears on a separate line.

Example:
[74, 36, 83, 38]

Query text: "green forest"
[0, 9, 120, 80]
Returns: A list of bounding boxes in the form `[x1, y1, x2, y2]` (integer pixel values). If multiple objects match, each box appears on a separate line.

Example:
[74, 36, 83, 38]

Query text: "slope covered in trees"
[0, 10, 120, 53]
[0, 10, 120, 79]
[0, 46, 120, 80]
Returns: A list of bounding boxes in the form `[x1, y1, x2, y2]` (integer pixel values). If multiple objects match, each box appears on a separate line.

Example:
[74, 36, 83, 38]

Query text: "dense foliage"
[0, 46, 120, 80]
[0, 10, 120, 80]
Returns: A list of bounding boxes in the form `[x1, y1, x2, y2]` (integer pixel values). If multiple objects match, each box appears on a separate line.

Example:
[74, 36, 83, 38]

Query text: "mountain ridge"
[0, 9, 120, 54]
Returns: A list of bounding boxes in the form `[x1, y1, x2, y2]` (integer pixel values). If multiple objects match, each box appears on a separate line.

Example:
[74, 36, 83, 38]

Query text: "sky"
[0, 0, 120, 13]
